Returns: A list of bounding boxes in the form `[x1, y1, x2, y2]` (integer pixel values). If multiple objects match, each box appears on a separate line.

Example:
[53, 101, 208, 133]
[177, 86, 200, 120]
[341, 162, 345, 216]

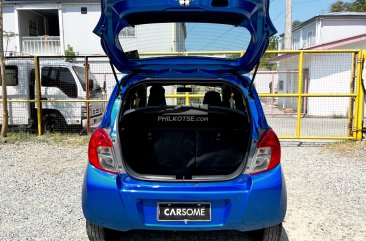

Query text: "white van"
[0, 60, 104, 132]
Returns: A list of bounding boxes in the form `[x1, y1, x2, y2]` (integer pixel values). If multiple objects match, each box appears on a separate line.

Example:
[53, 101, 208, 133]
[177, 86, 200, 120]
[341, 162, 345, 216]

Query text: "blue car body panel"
[83, 0, 286, 233]
[82, 163, 286, 232]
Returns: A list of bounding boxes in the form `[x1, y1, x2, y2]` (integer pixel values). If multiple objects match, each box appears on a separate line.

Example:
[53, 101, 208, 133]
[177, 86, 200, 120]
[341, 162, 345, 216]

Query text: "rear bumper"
[82, 164, 286, 232]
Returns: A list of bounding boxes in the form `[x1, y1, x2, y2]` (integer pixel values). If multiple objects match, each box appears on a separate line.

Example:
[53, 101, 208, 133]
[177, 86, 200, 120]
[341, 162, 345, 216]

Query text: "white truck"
[0, 60, 105, 132]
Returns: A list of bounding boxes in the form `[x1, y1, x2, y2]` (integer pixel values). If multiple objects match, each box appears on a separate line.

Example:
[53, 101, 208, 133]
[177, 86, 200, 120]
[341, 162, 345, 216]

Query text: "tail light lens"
[249, 129, 281, 175]
[88, 128, 118, 174]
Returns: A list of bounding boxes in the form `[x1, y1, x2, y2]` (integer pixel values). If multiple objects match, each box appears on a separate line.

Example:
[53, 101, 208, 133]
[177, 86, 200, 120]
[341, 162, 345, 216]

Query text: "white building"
[2, 0, 187, 100]
[276, 12, 366, 117]
[279, 12, 366, 51]
[2, 0, 186, 56]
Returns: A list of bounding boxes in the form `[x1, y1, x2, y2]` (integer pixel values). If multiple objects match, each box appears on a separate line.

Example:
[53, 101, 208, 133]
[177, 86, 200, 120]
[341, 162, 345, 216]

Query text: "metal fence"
[0, 50, 364, 140]
[258, 50, 364, 140]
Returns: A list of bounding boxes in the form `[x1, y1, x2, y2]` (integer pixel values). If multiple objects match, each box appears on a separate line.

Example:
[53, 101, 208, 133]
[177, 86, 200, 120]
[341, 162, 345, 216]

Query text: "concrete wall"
[62, 4, 104, 55]
[320, 19, 366, 44]
[255, 72, 279, 94]
[306, 53, 352, 116]
[2, 6, 18, 55]
[277, 56, 305, 111]
[333, 40, 366, 50]
[291, 29, 301, 50]
[120, 23, 176, 53]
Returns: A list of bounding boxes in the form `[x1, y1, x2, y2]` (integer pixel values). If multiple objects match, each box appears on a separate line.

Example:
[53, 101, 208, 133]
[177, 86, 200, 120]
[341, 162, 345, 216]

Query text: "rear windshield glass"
[118, 23, 251, 59]
[124, 83, 247, 113]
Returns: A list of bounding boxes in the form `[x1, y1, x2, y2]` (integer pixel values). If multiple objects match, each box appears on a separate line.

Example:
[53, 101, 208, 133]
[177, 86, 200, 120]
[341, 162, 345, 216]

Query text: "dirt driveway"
[0, 141, 365, 241]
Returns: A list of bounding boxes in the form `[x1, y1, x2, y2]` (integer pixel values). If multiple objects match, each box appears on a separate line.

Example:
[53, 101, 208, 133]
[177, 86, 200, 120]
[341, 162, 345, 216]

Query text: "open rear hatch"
[95, 0, 277, 180]
[95, 0, 276, 74]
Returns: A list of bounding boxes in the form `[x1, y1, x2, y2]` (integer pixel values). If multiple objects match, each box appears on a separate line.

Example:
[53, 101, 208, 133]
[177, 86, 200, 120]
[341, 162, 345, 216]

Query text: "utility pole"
[284, 0, 292, 49]
[0, 0, 9, 139]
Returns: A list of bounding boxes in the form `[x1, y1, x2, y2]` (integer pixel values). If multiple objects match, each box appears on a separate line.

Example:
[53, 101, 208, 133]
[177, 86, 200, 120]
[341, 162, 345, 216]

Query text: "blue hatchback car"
[82, 0, 286, 240]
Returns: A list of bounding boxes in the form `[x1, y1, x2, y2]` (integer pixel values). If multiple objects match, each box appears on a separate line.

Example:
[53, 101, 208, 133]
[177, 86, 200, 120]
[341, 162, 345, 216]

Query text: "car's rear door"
[95, 0, 276, 75]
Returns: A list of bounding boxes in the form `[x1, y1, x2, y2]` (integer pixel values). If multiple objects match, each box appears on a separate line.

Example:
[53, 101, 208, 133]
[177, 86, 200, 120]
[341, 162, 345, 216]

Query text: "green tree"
[3, 31, 17, 55]
[260, 36, 279, 70]
[268, 36, 279, 50]
[330, 0, 366, 12]
[65, 45, 76, 61]
[350, 0, 366, 11]
[292, 20, 303, 29]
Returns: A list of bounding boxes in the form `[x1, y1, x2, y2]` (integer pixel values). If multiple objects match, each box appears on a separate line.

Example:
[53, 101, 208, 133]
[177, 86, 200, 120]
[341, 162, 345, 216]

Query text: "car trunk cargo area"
[119, 106, 251, 179]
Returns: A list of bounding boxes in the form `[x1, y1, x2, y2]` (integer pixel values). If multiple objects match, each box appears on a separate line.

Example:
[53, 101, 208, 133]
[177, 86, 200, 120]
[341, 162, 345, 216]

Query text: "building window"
[0, 66, 18, 86]
[278, 80, 284, 91]
[119, 26, 136, 38]
[292, 38, 299, 50]
[28, 20, 38, 36]
[307, 31, 314, 47]
[81, 7, 88, 14]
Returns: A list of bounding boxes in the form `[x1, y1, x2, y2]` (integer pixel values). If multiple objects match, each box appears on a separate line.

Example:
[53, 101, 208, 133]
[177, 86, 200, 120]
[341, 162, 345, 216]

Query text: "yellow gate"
[147, 50, 365, 140]
[0, 50, 364, 140]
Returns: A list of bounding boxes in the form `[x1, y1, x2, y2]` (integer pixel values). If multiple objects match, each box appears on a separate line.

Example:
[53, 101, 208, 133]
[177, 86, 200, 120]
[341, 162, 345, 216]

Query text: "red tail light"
[249, 129, 281, 175]
[88, 128, 118, 174]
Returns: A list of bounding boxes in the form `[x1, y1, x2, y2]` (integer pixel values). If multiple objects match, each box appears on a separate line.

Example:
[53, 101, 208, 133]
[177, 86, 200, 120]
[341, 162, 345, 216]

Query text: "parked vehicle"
[0, 60, 104, 132]
[82, 0, 286, 241]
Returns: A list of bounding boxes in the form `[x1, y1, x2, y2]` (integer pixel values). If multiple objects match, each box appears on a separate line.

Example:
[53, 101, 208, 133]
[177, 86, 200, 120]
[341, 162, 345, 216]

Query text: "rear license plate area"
[158, 202, 211, 221]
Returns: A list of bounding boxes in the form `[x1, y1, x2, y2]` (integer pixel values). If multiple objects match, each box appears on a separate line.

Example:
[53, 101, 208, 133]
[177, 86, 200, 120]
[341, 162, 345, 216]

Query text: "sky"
[270, 0, 340, 34]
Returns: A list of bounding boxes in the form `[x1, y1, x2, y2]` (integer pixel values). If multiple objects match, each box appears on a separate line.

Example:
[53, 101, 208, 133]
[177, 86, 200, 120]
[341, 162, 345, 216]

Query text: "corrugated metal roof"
[321, 12, 366, 16]
[271, 33, 366, 62]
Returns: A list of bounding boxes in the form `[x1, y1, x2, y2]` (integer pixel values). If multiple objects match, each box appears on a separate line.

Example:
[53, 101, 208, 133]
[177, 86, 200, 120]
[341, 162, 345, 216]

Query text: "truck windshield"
[72, 66, 101, 93]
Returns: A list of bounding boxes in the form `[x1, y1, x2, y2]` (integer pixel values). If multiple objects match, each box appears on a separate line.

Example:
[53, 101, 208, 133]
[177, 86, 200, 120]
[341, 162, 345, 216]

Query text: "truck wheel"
[262, 224, 282, 241]
[86, 221, 108, 241]
[42, 113, 65, 133]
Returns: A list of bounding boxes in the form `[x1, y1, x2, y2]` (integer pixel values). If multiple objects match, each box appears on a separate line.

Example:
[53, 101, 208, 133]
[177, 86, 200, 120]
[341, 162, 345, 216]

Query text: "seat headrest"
[148, 85, 166, 106]
[203, 91, 221, 106]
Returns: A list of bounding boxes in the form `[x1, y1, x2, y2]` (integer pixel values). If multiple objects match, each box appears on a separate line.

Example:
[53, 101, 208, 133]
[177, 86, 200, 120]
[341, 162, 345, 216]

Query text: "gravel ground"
[0, 141, 365, 241]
